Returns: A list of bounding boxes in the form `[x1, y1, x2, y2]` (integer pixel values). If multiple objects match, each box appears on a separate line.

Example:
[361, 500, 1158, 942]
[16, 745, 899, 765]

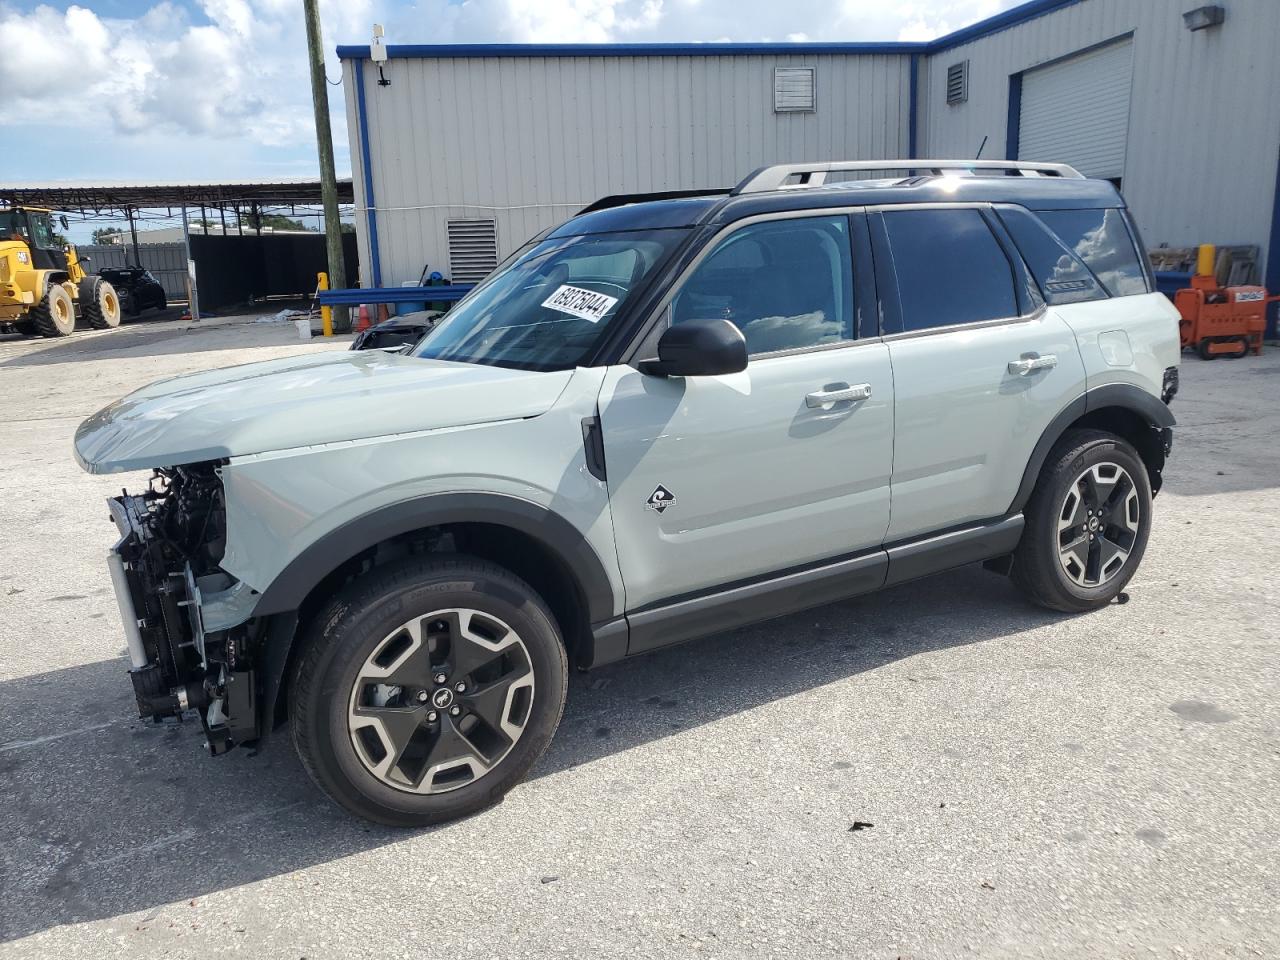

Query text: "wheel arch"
[1009, 384, 1176, 514]
[37, 269, 71, 295]
[251, 493, 618, 735]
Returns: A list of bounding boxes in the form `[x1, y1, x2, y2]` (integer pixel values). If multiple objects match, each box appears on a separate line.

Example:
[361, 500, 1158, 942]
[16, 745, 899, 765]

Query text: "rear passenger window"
[1034, 208, 1150, 297]
[883, 209, 1018, 331]
[996, 206, 1107, 305]
[672, 216, 852, 355]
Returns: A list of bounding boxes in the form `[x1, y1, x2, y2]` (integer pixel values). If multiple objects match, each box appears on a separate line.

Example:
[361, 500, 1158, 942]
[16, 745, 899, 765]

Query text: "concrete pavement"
[0, 317, 1276, 958]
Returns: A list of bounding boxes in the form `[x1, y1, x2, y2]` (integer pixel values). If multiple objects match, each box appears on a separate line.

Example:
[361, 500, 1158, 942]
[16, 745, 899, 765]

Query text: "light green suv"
[76, 161, 1180, 825]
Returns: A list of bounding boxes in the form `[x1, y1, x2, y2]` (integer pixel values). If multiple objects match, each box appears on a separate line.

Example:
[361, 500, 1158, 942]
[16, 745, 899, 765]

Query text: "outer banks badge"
[646, 484, 676, 514]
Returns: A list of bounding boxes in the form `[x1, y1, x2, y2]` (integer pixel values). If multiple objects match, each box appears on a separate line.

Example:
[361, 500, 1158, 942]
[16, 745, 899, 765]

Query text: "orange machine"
[1176, 244, 1277, 359]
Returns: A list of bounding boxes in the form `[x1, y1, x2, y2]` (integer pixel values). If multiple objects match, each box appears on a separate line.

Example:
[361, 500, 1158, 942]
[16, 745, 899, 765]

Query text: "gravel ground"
[0, 316, 1276, 959]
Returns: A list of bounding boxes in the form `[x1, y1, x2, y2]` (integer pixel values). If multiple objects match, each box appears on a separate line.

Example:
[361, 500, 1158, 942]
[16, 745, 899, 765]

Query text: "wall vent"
[447, 219, 499, 284]
[774, 67, 815, 112]
[946, 60, 969, 105]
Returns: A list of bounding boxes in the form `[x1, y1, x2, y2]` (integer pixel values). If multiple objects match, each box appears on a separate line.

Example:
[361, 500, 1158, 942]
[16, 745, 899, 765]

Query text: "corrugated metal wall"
[918, 0, 1280, 270]
[344, 53, 912, 287]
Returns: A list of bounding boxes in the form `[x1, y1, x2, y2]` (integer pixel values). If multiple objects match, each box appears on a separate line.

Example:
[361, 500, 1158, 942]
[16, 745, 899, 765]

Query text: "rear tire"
[1012, 429, 1153, 613]
[290, 554, 568, 827]
[80, 276, 122, 329]
[31, 283, 76, 337]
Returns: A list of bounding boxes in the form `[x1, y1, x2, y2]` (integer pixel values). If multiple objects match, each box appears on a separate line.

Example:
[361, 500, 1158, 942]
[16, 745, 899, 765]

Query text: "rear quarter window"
[1034, 208, 1150, 298]
[996, 207, 1107, 305]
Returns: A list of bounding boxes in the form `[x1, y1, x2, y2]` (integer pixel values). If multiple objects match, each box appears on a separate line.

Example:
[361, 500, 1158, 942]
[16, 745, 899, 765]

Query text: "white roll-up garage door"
[1018, 39, 1134, 180]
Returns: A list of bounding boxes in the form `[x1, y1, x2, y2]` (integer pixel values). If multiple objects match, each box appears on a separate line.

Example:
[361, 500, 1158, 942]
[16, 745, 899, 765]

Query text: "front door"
[598, 213, 894, 617]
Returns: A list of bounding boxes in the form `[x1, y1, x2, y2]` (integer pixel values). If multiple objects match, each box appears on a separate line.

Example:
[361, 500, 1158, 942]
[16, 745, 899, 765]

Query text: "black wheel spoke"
[1101, 473, 1132, 513]
[1104, 524, 1136, 551]
[1080, 473, 1101, 511]
[449, 613, 510, 680]
[1060, 489, 1086, 529]
[410, 714, 489, 788]
[378, 645, 436, 690]
[351, 703, 430, 774]
[1095, 536, 1127, 577]
[1060, 532, 1091, 573]
[466, 669, 531, 732]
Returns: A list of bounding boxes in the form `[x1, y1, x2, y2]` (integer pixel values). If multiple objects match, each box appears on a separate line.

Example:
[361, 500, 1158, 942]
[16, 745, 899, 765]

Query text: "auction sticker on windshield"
[541, 285, 619, 323]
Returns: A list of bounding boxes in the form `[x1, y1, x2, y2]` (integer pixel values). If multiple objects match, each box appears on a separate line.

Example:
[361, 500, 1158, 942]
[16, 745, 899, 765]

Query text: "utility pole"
[303, 0, 349, 330]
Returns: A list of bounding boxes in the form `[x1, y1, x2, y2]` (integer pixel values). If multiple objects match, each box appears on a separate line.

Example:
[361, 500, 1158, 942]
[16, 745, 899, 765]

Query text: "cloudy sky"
[2, 0, 1021, 185]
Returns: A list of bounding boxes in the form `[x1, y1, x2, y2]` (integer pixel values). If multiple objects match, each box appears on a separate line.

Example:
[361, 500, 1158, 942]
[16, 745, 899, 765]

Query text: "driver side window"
[671, 216, 853, 356]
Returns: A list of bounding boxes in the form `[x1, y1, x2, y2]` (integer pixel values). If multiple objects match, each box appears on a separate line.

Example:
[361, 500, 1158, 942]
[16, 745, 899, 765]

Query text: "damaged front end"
[107, 464, 274, 754]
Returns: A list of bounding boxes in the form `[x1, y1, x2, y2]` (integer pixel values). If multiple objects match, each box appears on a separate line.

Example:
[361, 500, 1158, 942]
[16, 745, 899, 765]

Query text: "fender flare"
[251, 491, 618, 626]
[1008, 384, 1176, 514]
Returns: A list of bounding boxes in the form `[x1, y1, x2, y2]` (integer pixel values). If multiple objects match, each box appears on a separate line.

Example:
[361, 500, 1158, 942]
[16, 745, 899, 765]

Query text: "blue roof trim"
[337, 41, 921, 60]
[336, 0, 1091, 61]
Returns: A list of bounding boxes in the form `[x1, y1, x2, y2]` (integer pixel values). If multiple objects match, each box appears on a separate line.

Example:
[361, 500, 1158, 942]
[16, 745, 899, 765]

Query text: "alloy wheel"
[1056, 461, 1141, 587]
[347, 608, 535, 794]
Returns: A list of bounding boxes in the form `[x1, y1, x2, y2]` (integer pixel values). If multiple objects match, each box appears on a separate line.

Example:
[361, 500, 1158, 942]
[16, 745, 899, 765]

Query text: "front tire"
[1012, 429, 1153, 613]
[31, 282, 76, 337]
[290, 555, 568, 827]
[80, 276, 122, 329]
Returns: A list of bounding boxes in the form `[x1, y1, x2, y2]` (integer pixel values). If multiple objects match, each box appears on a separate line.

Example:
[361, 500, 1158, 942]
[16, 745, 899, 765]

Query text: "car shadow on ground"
[0, 564, 1069, 942]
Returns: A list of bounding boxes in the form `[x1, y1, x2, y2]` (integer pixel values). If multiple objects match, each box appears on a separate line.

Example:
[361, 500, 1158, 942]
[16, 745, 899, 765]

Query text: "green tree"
[237, 213, 315, 233]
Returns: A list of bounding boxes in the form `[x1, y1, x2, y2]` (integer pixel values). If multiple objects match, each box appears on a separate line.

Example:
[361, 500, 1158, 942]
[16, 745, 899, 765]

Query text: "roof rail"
[732, 159, 1085, 194]
[577, 188, 730, 215]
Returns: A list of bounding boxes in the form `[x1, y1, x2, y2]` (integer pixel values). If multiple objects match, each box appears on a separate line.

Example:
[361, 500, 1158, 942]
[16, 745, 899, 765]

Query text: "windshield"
[413, 228, 688, 371]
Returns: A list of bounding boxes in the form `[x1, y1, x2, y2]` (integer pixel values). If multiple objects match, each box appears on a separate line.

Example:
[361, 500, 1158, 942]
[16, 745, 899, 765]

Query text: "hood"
[74, 349, 575, 474]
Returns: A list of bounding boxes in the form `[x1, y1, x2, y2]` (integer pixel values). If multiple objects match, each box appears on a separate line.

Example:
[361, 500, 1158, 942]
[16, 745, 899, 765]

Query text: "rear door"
[872, 204, 1087, 541]
[598, 212, 894, 619]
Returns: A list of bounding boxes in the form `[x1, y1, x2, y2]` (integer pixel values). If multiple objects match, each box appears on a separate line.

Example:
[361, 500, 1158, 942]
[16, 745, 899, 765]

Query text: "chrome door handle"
[805, 383, 872, 408]
[1008, 354, 1058, 375]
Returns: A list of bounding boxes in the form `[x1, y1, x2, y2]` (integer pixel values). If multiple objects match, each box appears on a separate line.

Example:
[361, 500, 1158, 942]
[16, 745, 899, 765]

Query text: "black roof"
[550, 174, 1124, 238]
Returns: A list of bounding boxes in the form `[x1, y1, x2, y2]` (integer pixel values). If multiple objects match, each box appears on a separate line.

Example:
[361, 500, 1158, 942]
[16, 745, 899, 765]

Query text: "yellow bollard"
[1196, 244, 1216, 279]
[317, 271, 333, 337]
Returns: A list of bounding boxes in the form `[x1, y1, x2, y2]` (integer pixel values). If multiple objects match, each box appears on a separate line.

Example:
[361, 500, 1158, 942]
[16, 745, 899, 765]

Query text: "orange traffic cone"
[355, 303, 372, 333]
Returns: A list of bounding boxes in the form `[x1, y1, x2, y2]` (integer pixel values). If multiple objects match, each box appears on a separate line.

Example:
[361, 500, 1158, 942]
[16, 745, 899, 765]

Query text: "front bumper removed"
[105, 493, 262, 753]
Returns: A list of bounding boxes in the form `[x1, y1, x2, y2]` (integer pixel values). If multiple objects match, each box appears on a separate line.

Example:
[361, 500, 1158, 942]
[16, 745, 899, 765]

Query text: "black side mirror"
[638, 318, 747, 377]
[60, 215, 70, 230]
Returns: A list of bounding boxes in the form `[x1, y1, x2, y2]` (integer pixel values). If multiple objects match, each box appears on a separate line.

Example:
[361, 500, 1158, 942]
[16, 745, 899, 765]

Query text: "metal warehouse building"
[338, 0, 1280, 333]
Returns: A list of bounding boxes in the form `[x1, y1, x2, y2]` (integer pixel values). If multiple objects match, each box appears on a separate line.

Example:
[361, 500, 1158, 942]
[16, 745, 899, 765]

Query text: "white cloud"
[0, 0, 373, 149]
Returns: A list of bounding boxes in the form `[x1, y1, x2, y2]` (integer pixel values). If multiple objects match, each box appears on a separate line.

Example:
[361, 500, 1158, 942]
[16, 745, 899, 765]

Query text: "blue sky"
[2, 0, 1019, 237]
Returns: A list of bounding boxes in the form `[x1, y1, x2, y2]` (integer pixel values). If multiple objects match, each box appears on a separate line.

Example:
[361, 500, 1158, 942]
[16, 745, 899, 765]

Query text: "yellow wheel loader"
[0, 206, 122, 337]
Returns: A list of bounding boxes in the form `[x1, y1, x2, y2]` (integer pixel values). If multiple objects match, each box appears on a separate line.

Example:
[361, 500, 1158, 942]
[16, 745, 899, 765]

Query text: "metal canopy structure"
[0, 178, 354, 215]
[0, 179, 358, 321]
